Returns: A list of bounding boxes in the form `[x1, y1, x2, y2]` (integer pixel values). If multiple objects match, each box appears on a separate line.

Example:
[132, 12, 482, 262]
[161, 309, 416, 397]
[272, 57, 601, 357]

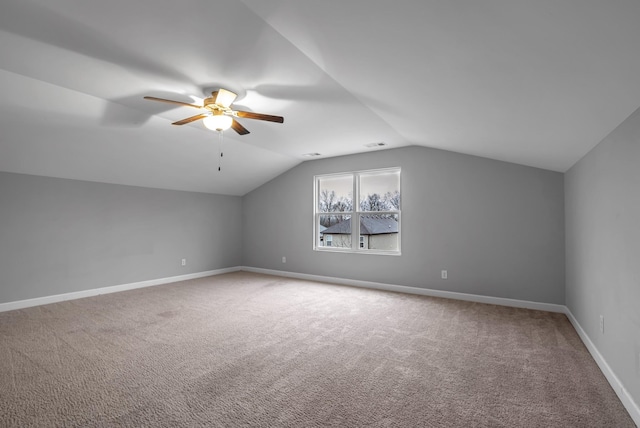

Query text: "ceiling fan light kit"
[203, 113, 233, 131]
[144, 88, 284, 136]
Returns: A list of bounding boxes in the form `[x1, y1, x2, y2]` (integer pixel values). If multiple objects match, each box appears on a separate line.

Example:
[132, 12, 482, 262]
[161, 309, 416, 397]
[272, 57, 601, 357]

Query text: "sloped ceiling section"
[242, 0, 640, 172]
[1, 0, 640, 195]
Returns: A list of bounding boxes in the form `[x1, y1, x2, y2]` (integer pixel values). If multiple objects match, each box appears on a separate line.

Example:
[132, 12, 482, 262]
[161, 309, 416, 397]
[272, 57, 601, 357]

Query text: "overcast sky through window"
[319, 170, 399, 200]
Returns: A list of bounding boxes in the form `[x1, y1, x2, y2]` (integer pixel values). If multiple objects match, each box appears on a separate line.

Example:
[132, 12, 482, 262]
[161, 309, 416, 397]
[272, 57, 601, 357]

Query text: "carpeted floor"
[0, 272, 635, 427]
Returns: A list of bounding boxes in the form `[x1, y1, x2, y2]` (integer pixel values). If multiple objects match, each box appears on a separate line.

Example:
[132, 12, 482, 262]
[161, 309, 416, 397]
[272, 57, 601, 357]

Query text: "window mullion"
[353, 172, 360, 251]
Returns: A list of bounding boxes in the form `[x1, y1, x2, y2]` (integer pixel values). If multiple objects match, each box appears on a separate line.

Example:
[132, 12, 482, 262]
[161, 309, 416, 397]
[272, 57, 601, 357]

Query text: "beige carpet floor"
[0, 272, 635, 427]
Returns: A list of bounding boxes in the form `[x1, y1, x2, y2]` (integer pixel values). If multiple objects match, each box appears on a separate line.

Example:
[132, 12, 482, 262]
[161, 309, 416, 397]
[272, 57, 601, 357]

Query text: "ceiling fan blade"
[144, 96, 202, 109]
[214, 89, 237, 108]
[235, 111, 284, 123]
[172, 114, 208, 126]
[231, 119, 250, 135]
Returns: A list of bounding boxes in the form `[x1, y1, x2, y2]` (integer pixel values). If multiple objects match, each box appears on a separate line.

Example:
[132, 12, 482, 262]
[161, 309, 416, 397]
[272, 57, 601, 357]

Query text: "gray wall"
[243, 146, 565, 304]
[565, 107, 640, 405]
[0, 172, 242, 304]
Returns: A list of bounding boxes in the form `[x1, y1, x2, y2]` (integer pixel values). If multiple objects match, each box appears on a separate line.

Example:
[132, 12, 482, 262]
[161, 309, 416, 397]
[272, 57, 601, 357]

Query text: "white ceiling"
[1, 0, 639, 195]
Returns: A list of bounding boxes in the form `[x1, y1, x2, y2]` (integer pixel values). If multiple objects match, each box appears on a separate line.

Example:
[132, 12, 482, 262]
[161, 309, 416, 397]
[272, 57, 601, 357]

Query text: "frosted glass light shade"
[203, 114, 233, 131]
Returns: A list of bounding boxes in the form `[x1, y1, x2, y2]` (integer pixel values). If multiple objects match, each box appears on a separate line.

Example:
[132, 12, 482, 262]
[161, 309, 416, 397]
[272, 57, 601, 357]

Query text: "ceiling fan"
[144, 88, 284, 135]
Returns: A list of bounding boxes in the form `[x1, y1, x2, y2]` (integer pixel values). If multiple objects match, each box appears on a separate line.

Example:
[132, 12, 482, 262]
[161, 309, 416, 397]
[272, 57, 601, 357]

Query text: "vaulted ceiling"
[1, 0, 639, 195]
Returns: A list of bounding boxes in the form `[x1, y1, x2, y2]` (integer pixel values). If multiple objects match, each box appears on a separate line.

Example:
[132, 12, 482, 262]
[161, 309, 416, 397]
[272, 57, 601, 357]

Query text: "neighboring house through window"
[314, 168, 401, 254]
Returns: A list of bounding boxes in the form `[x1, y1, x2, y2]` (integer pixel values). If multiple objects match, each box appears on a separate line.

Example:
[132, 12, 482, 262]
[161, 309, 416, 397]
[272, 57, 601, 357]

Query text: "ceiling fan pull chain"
[217, 130, 224, 172]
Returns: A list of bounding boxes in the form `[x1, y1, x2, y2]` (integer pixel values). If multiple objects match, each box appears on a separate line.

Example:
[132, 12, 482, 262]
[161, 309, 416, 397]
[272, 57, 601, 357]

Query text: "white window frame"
[313, 167, 401, 255]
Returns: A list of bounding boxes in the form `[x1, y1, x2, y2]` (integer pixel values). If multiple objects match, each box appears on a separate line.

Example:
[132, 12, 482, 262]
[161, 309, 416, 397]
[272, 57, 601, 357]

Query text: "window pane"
[318, 215, 352, 248]
[314, 168, 401, 254]
[318, 175, 353, 213]
[359, 214, 399, 251]
[359, 170, 400, 211]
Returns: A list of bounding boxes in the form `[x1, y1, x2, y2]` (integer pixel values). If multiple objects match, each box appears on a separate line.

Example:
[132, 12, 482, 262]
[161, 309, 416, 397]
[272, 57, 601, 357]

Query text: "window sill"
[313, 247, 401, 256]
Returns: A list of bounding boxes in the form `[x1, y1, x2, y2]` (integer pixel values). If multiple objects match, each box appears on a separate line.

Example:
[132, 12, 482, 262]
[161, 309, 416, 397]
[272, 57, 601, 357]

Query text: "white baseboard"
[564, 309, 640, 427]
[240, 266, 566, 313]
[0, 266, 241, 313]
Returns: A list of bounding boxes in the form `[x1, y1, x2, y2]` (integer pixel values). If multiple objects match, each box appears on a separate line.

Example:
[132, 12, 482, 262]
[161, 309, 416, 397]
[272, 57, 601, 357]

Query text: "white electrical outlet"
[181, 258, 186, 266]
[599, 315, 604, 334]
[282, 256, 286, 263]
[441, 270, 448, 280]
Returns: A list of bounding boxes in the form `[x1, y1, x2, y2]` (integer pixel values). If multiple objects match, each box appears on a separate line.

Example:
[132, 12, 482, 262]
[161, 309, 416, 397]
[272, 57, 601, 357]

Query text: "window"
[314, 167, 401, 254]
